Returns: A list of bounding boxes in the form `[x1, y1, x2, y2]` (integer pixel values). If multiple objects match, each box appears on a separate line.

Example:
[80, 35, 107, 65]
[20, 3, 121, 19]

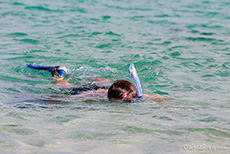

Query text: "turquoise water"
[0, 0, 230, 153]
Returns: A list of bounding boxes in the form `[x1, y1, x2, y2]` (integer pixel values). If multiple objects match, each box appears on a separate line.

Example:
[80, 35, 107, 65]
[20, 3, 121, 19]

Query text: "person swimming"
[27, 64, 167, 102]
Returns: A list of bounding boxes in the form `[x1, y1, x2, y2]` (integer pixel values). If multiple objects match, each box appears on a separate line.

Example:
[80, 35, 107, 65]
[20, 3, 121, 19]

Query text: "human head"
[107, 80, 138, 101]
[54, 66, 68, 80]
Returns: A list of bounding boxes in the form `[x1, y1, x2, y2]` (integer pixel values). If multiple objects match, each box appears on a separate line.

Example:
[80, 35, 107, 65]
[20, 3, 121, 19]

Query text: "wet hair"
[107, 80, 138, 101]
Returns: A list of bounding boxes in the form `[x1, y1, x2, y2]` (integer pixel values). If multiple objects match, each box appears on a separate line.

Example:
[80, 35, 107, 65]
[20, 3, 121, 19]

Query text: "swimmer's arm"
[54, 76, 110, 88]
[69, 89, 108, 98]
[54, 79, 71, 87]
[144, 94, 168, 102]
[88, 76, 111, 87]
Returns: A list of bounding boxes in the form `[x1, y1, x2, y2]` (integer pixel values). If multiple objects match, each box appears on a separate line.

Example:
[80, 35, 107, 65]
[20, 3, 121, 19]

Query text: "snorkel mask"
[56, 69, 67, 77]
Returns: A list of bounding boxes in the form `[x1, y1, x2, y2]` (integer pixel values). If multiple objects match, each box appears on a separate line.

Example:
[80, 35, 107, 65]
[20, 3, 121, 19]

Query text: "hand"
[144, 94, 169, 102]
[54, 79, 71, 87]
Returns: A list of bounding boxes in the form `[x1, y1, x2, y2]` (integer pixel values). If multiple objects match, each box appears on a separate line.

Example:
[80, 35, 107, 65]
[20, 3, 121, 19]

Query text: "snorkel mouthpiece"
[129, 64, 143, 98]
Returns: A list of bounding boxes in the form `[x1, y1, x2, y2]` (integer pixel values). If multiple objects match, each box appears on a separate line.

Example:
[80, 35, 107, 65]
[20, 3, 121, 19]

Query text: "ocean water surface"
[0, 0, 230, 153]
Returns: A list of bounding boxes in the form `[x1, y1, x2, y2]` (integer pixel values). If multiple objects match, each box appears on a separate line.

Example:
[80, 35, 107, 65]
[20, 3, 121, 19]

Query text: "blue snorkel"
[129, 64, 143, 98]
[27, 64, 54, 70]
[27, 64, 67, 77]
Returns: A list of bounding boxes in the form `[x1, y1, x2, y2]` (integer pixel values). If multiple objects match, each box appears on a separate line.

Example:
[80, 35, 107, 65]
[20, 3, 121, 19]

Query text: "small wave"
[76, 66, 117, 74]
[186, 37, 223, 42]
[205, 11, 221, 18]
[190, 30, 215, 36]
[25, 6, 51, 12]
[147, 20, 176, 25]
[216, 70, 230, 77]
[0, 124, 37, 135]
[89, 32, 102, 37]
[95, 43, 113, 49]
[155, 14, 170, 18]
[202, 74, 215, 78]
[168, 45, 188, 50]
[101, 16, 111, 20]
[28, 50, 46, 53]
[7, 32, 28, 37]
[69, 8, 87, 13]
[105, 31, 121, 36]
[104, 4, 153, 11]
[185, 127, 230, 138]
[12, 2, 25, 6]
[169, 52, 181, 57]
[130, 15, 146, 21]
[157, 41, 172, 45]
[200, 32, 215, 36]
[58, 33, 80, 38]
[198, 116, 218, 122]
[15, 38, 40, 44]
[187, 24, 226, 30]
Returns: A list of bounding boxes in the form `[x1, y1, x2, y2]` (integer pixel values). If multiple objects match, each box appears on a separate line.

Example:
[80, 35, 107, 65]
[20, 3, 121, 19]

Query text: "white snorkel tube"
[129, 64, 143, 98]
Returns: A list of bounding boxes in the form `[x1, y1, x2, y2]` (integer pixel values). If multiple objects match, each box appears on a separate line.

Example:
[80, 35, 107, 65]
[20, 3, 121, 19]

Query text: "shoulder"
[83, 89, 108, 94]
[70, 89, 108, 99]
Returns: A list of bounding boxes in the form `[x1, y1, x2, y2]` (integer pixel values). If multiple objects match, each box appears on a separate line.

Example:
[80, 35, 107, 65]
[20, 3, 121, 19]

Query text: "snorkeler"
[27, 64, 167, 102]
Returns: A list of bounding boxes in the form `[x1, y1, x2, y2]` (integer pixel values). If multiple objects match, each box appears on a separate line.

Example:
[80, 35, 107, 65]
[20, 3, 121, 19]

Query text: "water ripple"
[1, 0, 230, 153]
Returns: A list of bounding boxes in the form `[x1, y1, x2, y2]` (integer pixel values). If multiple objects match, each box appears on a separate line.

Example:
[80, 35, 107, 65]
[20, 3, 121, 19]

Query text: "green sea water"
[0, 0, 230, 153]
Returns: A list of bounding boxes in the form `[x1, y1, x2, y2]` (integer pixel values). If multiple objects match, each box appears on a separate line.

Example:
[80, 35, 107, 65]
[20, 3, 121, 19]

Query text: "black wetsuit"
[66, 85, 110, 95]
